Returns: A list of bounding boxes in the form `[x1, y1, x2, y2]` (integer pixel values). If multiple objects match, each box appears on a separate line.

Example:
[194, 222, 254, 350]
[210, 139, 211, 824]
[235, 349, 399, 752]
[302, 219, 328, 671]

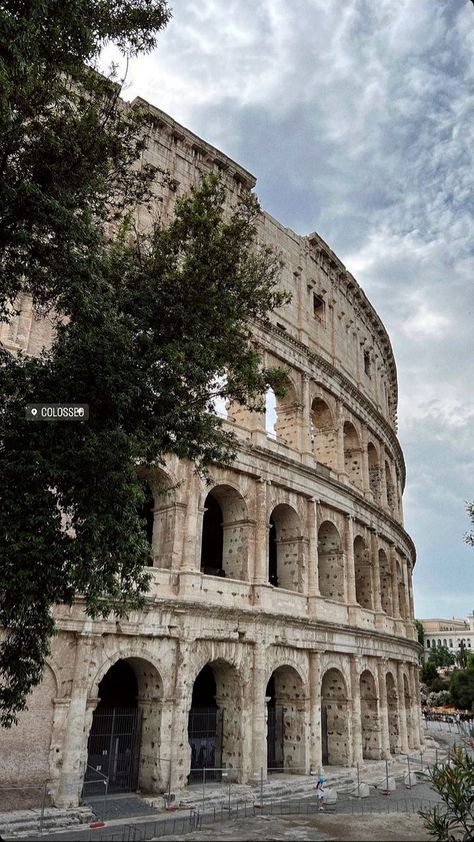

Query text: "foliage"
[0, 3, 287, 725]
[419, 738, 474, 841]
[415, 619, 425, 646]
[449, 667, 474, 711]
[422, 660, 440, 685]
[429, 646, 456, 669]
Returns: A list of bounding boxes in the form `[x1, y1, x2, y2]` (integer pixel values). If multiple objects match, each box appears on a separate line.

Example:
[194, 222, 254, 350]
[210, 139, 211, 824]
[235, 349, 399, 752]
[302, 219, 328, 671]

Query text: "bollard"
[39, 783, 48, 836]
[357, 762, 360, 798]
[385, 759, 389, 792]
[202, 767, 206, 812]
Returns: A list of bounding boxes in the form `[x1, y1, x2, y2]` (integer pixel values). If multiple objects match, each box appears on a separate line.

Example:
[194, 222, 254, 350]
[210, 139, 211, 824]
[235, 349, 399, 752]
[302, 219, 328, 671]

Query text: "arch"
[140, 467, 178, 569]
[266, 665, 306, 773]
[311, 398, 337, 470]
[85, 657, 164, 794]
[267, 378, 299, 450]
[354, 535, 373, 610]
[360, 670, 380, 759]
[0, 663, 57, 787]
[200, 485, 249, 580]
[268, 503, 304, 592]
[321, 668, 350, 766]
[367, 442, 381, 501]
[318, 521, 344, 602]
[343, 422, 362, 489]
[378, 549, 393, 615]
[386, 671, 400, 754]
[188, 659, 243, 781]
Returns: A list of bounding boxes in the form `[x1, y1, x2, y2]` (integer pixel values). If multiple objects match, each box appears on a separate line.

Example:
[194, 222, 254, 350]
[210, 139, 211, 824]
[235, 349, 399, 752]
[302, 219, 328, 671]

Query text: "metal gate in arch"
[188, 707, 224, 782]
[267, 704, 284, 772]
[84, 706, 142, 794]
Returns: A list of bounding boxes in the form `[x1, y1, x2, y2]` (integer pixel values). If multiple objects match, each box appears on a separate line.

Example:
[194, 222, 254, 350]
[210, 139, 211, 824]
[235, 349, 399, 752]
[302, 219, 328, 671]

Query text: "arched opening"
[188, 660, 242, 782]
[354, 536, 373, 610]
[386, 672, 399, 755]
[266, 380, 298, 449]
[138, 481, 155, 548]
[201, 485, 249, 580]
[397, 562, 407, 620]
[360, 671, 380, 759]
[367, 443, 381, 501]
[343, 422, 362, 489]
[378, 549, 393, 615]
[385, 460, 395, 514]
[139, 470, 177, 569]
[321, 669, 350, 766]
[266, 666, 306, 773]
[85, 658, 163, 794]
[318, 521, 344, 602]
[311, 398, 337, 470]
[268, 504, 304, 592]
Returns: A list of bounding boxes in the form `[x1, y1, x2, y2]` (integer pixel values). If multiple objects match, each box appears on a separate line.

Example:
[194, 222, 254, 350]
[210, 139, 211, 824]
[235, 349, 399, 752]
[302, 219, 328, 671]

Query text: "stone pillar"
[371, 530, 382, 612]
[376, 661, 391, 759]
[380, 444, 388, 509]
[350, 656, 363, 764]
[390, 544, 400, 618]
[309, 651, 322, 774]
[301, 374, 313, 464]
[401, 558, 412, 622]
[396, 663, 409, 754]
[344, 515, 357, 605]
[55, 632, 94, 807]
[361, 430, 371, 498]
[182, 471, 202, 571]
[254, 479, 268, 585]
[168, 640, 192, 791]
[252, 643, 268, 780]
[408, 665, 421, 749]
[336, 405, 346, 476]
[307, 498, 320, 614]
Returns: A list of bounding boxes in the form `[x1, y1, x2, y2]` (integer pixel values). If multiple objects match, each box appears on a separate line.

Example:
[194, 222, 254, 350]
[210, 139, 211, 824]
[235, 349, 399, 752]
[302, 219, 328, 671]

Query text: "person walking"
[316, 777, 325, 811]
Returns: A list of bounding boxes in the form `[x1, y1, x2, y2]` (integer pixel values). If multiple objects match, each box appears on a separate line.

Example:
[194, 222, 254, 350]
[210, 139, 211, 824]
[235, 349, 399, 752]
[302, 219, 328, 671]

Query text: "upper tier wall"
[134, 98, 399, 431]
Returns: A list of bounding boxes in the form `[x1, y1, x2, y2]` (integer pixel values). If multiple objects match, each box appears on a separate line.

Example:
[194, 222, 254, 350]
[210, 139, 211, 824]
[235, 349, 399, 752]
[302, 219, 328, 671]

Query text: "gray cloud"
[100, 0, 474, 618]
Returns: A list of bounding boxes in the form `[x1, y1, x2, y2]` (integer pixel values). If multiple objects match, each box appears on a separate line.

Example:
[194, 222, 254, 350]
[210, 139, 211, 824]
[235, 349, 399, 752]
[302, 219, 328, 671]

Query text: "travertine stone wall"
[0, 98, 421, 804]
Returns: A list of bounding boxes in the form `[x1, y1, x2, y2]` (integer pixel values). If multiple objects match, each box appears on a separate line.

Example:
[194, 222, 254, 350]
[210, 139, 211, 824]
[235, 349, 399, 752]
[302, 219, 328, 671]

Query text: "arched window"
[367, 443, 381, 501]
[266, 380, 299, 449]
[265, 388, 277, 438]
[138, 481, 155, 548]
[318, 521, 344, 602]
[385, 460, 395, 514]
[354, 535, 373, 610]
[426, 639, 431, 648]
[268, 504, 304, 592]
[200, 485, 249, 580]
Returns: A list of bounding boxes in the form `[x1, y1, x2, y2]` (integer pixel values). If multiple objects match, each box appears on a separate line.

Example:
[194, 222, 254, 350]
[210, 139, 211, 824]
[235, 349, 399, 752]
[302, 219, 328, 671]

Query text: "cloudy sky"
[101, 0, 473, 619]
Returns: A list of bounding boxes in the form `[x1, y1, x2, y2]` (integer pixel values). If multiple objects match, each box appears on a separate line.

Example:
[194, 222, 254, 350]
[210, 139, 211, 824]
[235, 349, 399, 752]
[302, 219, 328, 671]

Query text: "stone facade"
[0, 99, 421, 805]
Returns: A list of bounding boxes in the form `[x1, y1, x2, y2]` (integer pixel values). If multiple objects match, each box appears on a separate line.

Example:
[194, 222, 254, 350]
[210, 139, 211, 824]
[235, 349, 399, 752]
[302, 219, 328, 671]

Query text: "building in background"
[0, 98, 421, 806]
[421, 614, 474, 660]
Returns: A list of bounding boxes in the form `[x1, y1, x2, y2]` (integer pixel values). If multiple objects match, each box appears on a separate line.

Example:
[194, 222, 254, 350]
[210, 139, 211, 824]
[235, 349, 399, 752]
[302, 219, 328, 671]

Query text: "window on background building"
[427, 639, 431, 648]
[313, 292, 325, 321]
[449, 639, 453, 648]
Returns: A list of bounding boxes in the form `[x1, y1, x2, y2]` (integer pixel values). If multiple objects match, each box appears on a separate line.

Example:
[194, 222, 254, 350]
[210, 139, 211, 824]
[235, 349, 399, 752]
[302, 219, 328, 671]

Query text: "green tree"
[429, 645, 456, 669]
[421, 660, 439, 686]
[0, 3, 286, 725]
[415, 619, 425, 646]
[450, 668, 474, 711]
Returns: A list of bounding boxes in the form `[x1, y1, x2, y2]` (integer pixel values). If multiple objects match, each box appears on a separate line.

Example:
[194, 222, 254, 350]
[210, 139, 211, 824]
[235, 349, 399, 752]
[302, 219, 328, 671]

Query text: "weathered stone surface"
[0, 97, 421, 809]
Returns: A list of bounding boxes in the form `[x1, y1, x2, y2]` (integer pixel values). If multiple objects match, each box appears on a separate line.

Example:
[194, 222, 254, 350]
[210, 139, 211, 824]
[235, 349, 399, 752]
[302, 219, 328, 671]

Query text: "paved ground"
[159, 812, 430, 841]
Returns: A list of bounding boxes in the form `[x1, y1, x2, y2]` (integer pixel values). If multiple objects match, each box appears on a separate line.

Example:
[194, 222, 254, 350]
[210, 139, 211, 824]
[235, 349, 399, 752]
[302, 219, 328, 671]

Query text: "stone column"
[370, 530, 382, 612]
[55, 632, 94, 807]
[361, 430, 371, 498]
[396, 663, 409, 754]
[307, 498, 320, 614]
[309, 651, 322, 774]
[344, 515, 357, 605]
[336, 405, 346, 476]
[376, 661, 391, 759]
[401, 558, 412, 622]
[254, 479, 268, 585]
[390, 544, 400, 618]
[408, 665, 421, 749]
[380, 444, 388, 509]
[301, 374, 313, 464]
[350, 656, 363, 764]
[168, 640, 193, 791]
[252, 643, 268, 779]
[182, 471, 202, 571]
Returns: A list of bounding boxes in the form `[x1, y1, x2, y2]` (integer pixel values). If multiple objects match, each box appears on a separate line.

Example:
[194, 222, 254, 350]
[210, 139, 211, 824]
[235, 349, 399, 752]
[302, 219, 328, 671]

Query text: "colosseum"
[0, 98, 422, 806]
